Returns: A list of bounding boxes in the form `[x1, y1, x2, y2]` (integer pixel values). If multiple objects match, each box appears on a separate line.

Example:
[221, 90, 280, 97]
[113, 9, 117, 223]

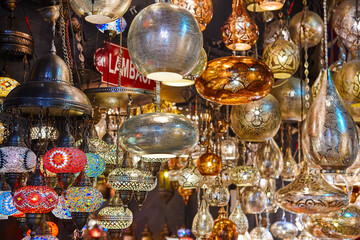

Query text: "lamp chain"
[303, 7, 310, 109]
[118, 18, 124, 88]
[115, 108, 121, 166]
[323, 0, 329, 69]
[59, 1, 73, 85]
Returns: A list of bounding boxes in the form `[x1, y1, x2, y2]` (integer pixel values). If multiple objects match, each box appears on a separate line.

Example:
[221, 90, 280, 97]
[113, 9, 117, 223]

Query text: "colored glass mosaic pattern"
[0, 146, 36, 173]
[66, 187, 103, 212]
[13, 186, 59, 213]
[0, 191, 20, 215]
[43, 147, 87, 173]
[51, 195, 71, 220]
[85, 153, 106, 178]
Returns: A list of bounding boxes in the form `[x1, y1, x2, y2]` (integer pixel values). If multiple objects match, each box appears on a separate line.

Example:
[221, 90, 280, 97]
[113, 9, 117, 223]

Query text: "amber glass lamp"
[172, 0, 213, 31]
[197, 145, 222, 176]
[209, 208, 238, 240]
[195, 56, 274, 105]
[258, 0, 285, 11]
[221, 0, 259, 51]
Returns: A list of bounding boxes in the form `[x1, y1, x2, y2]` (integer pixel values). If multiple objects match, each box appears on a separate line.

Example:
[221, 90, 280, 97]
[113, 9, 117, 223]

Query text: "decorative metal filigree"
[303, 70, 359, 172]
[275, 163, 349, 214]
[230, 94, 281, 142]
[263, 38, 300, 79]
[221, 0, 259, 51]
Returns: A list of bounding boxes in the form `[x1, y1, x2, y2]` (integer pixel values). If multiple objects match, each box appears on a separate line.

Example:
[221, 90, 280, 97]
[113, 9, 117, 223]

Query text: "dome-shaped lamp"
[230, 94, 281, 142]
[221, 0, 259, 51]
[3, 48, 92, 116]
[70, 0, 131, 24]
[119, 113, 199, 158]
[127, 2, 203, 82]
[196, 56, 274, 105]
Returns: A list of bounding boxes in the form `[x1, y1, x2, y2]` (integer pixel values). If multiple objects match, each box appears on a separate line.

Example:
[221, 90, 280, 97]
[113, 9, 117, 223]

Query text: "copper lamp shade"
[221, 0, 259, 51]
[195, 56, 274, 105]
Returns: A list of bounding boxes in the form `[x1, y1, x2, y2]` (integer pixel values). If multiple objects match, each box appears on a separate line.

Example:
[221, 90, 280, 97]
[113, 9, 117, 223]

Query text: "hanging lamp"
[43, 124, 87, 192]
[13, 168, 59, 239]
[98, 190, 133, 239]
[230, 94, 281, 142]
[196, 56, 274, 105]
[288, 7, 324, 48]
[303, 69, 359, 172]
[263, 38, 300, 79]
[3, 46, 92, 116]
[221, 0, 259, 51]
[332, 0, 360, 58]
[70, 0, 131, 24]
[0, 121, 37, 194]
[127, 2, 203, 82]
[119, 112, 199, 158]
[270, 77, 312, 122]
[66, 171, 104, 232]
[209, 208, 238, 240]
[275, 162, 349, 214]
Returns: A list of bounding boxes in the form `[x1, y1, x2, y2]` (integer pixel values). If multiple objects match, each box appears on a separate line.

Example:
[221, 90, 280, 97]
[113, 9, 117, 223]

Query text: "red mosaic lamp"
[43, 124, 87, 192]
[13, 167, 59, 239]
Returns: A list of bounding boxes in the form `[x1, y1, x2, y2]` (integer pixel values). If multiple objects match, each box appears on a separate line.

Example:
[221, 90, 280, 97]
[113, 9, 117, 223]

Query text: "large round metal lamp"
[127, 2, 203, 82]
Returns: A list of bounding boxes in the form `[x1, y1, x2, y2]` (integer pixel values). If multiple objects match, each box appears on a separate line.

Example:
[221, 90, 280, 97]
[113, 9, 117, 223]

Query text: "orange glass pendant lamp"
[209, 208, 238, 240]
[197, 145, 222, 176]
[258, 0, 286, 11]
[172, 0, 213, 31]
[221, 0, 259, 51]
[195, 56, 274, 105]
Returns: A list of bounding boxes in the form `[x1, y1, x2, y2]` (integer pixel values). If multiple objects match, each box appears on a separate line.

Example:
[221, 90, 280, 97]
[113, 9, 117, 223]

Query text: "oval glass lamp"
[196, 56, 274, 105]
[119, 113, 199, 158]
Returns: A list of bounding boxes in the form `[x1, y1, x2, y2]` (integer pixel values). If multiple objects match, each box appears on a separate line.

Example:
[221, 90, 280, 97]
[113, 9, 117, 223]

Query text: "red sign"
[94, 42, 156, 91]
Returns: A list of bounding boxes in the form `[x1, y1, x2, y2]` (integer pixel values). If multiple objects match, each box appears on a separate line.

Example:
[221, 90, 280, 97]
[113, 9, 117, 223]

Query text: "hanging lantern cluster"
[2, 0, 360, 239]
